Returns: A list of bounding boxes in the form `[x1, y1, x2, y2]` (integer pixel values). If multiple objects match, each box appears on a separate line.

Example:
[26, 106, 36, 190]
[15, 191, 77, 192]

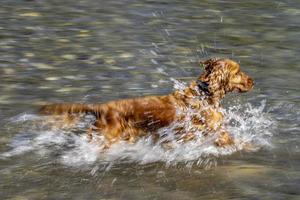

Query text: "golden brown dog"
[40, 58, 254, 148]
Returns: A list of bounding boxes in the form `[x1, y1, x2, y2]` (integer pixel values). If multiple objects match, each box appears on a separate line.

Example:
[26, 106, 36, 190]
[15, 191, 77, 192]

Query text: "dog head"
[198, 58, 254, 100]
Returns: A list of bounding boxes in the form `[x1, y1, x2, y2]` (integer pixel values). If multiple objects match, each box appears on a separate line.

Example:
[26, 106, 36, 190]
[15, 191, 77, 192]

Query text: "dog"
[39, 58, 254, 148]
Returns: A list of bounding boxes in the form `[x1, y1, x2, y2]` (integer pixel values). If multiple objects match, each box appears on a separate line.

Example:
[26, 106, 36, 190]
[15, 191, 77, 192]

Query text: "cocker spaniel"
[40, 58, 254, 148]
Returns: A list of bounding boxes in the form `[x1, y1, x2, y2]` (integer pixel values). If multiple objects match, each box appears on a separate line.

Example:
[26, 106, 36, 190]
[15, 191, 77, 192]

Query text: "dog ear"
[200, 58, 219, 72]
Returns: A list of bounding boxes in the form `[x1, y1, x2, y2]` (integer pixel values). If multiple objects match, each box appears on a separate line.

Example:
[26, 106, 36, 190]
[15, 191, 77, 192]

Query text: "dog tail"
[39, 103, 101, 117]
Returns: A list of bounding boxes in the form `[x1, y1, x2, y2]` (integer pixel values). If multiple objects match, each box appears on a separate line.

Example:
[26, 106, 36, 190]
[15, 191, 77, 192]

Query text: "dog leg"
[214, 131, 234, 147]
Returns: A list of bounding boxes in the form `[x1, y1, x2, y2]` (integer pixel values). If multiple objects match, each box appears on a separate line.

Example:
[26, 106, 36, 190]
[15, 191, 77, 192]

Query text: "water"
[0, 0, 299, 199]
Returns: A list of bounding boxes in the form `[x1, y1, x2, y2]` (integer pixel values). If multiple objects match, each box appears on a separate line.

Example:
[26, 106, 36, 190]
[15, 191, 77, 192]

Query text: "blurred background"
[0, 0, 299, 199]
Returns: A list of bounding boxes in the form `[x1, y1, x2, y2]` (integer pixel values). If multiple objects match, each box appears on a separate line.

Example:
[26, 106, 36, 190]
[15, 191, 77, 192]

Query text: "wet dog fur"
[40, 58, 254, 148]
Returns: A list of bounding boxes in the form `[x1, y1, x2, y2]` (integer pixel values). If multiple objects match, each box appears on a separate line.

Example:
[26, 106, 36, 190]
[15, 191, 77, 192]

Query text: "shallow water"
[0, 0, 300, 199]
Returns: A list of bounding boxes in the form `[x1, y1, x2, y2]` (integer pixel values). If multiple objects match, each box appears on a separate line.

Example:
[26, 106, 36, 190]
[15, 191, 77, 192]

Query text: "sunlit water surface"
[0, 0, 299, 199]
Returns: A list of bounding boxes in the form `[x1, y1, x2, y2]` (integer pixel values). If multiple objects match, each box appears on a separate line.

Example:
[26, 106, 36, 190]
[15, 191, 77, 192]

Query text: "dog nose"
[248, 78, 254, 87]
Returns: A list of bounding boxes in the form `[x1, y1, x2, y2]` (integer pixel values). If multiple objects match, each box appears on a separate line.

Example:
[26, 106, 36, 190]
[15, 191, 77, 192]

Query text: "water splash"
[0, 82, 274, 170]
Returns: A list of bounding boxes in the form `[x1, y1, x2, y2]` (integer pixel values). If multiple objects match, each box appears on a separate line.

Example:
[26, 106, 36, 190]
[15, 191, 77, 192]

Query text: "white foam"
[9, 113, 41, 123]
